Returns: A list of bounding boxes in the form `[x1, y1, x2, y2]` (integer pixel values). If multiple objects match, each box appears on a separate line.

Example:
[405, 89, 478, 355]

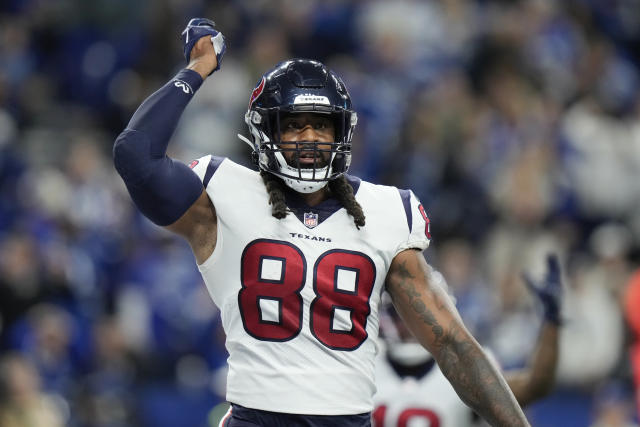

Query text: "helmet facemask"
[240, 60, 358, 193]
[246, 105, 356, 193]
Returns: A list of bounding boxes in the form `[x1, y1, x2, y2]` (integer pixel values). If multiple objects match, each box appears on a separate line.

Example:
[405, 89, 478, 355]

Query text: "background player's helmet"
[242, 59, 357, 193]
[379, 270, 454, 366]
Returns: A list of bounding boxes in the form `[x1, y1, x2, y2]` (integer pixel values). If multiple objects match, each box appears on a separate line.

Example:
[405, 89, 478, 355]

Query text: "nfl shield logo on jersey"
[304, 212, 318, 229]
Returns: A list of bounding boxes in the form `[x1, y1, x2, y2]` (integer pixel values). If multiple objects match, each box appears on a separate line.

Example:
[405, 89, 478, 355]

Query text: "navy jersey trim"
[344, 174, 361, 194]
[398, 189, 412, 232]
[228, 404, 371, 427]
[203, 156, 226, 188]
[285, 174, 362, 227]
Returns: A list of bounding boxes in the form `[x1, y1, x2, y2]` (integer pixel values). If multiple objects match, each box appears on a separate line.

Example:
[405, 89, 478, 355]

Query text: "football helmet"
[239, 59, 357, 193]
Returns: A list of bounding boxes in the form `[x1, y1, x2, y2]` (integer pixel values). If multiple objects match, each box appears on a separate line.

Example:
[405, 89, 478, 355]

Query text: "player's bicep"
[385, 249, 466, 356]
[166, 189, 217, 264]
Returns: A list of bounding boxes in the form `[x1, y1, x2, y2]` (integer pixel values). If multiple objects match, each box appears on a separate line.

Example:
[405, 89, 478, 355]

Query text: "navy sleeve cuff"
[172, 69, 204, 94]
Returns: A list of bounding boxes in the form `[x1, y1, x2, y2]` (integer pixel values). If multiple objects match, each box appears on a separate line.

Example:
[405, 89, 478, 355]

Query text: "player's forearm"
[385, 256, 530, 427]
[112, 69, 205, 225]
[125, 69, 203, 151]
[113, 68, 204, 185]
[434, 329, 531, 426]
[507, 323, 559, 405]
[527, 323, 559, 396]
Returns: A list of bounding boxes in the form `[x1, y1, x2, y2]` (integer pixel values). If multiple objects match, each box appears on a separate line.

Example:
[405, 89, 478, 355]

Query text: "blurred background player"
[374, 255, 562, 427]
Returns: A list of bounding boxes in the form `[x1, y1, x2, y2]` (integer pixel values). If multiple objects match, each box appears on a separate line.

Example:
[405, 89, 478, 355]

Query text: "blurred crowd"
[1, 0, 639, 426]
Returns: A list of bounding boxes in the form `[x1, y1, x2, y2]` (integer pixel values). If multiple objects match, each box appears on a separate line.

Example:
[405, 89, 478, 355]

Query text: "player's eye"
[284, 121, 300, 129]
[315, 120, 335, 131]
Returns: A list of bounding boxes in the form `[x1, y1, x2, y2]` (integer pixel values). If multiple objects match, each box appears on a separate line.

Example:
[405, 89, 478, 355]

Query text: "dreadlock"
[260, 170, 288, 219]
[328, 175, 366, 229]
[259, 171, 366, 229]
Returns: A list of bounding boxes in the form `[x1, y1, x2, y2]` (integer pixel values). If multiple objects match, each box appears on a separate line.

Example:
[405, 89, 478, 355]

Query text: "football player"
[374, 255, 562, 427]
[113, 18, 531, 426]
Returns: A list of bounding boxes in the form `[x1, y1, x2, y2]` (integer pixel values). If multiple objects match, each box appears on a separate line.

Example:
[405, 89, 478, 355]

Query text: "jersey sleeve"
[187, 154, 228, 191]
[394, 189, 431, 256]
[187, 155, 212, 181]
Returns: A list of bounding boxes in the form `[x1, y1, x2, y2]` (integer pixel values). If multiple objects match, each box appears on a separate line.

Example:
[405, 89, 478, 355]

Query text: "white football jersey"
[190, 155, 431, 415]
[373, 354, 477, 427]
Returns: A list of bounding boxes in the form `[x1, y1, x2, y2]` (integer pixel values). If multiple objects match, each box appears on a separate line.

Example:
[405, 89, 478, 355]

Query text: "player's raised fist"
[522, 254, 563, 325]
[182, 18, 226, 78]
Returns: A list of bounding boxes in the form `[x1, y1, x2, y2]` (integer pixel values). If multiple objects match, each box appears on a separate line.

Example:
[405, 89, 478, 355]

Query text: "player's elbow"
[517, 376, 556, 406]
[113, 131, 204, 227]
[113, 129, 154, 185]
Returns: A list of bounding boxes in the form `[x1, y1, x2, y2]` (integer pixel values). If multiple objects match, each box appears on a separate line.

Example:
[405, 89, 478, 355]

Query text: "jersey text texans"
[289, 232, 332, 242]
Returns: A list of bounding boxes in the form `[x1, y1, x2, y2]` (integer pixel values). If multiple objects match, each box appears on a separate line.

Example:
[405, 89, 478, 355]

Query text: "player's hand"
[522, 254, 563, 325]
[182, 18, 226, 79]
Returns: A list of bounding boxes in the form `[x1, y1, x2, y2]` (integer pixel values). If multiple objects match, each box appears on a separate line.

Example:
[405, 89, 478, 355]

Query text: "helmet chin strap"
[274, 150, 332, 193]
[281, 175, 328, 193]
[239, 133, 334, 194]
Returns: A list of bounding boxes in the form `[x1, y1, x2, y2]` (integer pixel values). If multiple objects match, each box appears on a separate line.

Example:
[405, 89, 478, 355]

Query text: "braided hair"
[260, 170, 288, 219]
[260, 171, 366, 229]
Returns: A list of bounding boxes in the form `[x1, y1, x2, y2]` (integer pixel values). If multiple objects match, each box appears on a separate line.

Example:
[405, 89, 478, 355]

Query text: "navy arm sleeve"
[113, 69, 205, 226]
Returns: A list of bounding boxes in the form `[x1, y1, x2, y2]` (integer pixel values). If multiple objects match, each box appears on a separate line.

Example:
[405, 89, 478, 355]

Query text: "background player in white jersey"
[374, 256, 562, 427]
[112, 18, 532, 426]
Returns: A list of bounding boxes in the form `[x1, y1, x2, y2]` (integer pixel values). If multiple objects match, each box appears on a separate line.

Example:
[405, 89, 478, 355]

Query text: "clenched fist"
[182, 18, 226, 79]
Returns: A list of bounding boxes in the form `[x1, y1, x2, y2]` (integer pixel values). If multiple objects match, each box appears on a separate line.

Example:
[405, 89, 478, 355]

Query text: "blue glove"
[522, 254, 563, 326]
[181, 18, 226, 74]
